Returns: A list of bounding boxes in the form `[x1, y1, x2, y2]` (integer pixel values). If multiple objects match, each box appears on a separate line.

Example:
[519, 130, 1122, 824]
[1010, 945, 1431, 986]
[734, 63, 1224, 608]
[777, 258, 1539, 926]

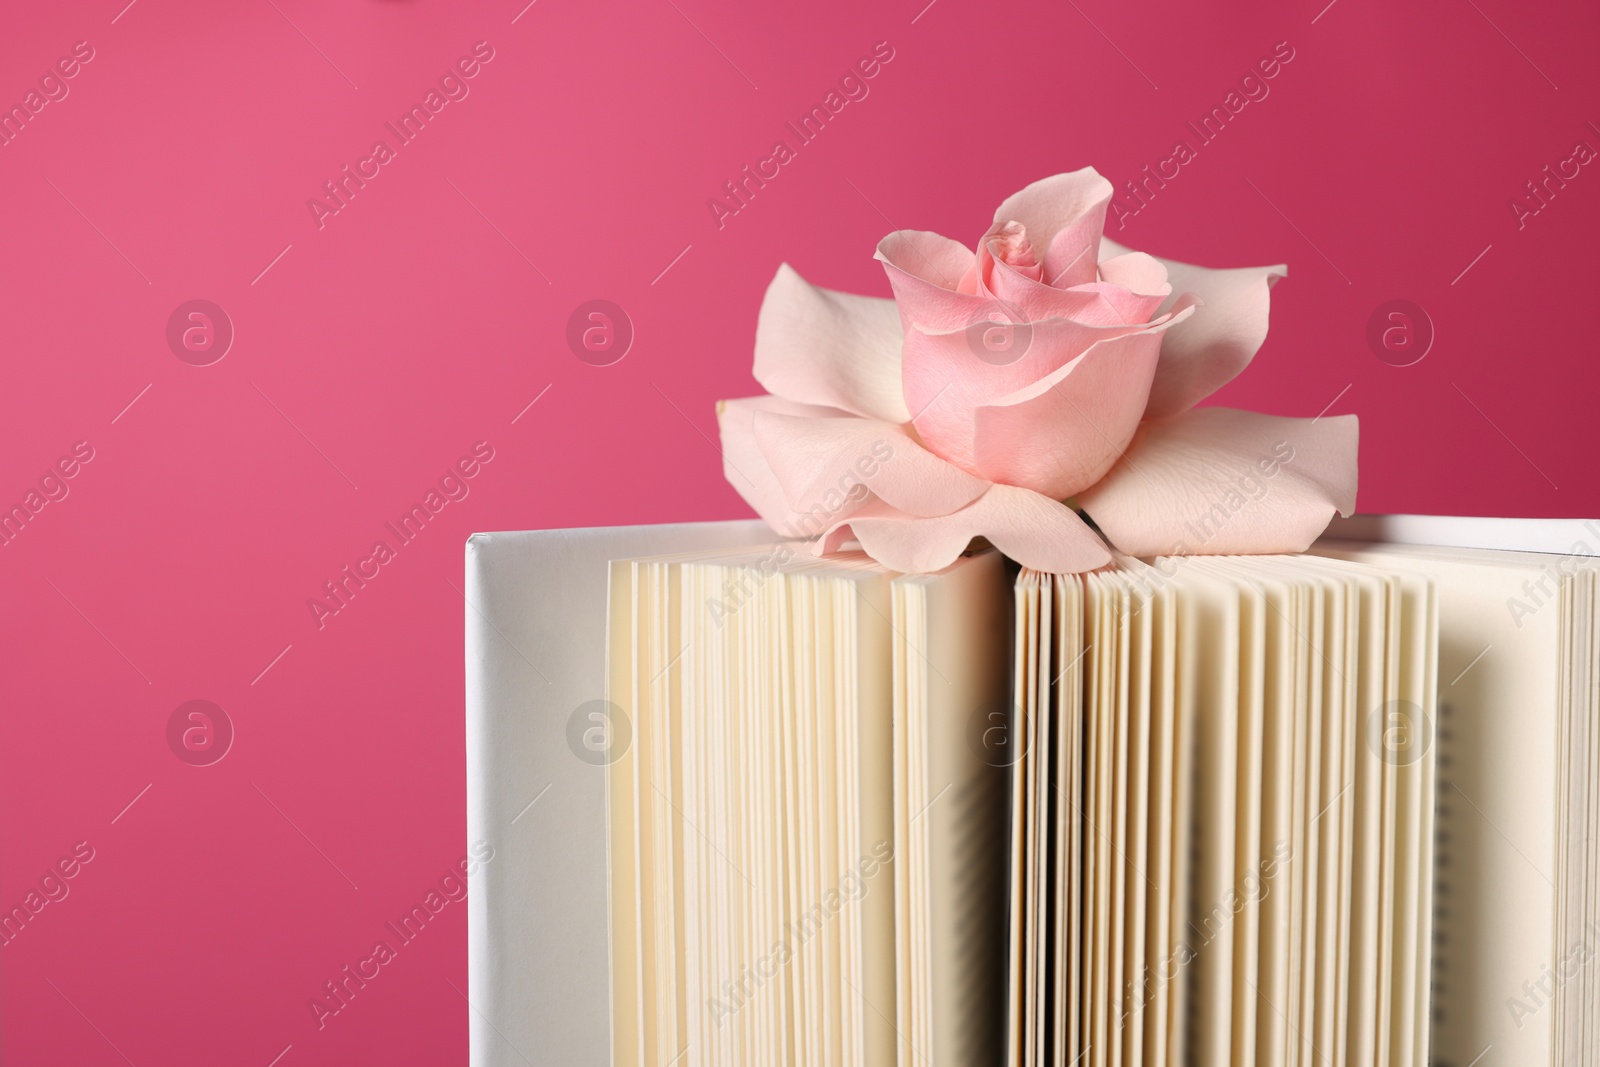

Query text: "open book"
[464, 517, 1600, 1067]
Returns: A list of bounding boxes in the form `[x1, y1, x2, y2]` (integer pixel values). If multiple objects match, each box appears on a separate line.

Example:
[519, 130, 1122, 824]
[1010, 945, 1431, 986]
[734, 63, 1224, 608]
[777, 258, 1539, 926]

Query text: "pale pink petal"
[1096, 251, 1172, 299]
[752, 263, 911, 424]
[752, 411, 988, 518]
[876, 229, 978, 293]
[1076, 407, 1359, 556]
[875, 230, 983, 333]
[817, 484, 1113, 574]
[960, 298, 1200, 497]
[1101, 237, 1286, 418]
[979, 255, 1167, 326]
[987, 168, 1114, 288]
[985, 220, 1042, 280]
[717, 395, 869, 537]
[901, 305, 1189, 477]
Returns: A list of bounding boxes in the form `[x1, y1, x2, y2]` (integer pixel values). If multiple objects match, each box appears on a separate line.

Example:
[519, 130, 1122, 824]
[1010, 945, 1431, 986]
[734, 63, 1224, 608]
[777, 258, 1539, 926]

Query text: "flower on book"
[716, 167, 1358, 573]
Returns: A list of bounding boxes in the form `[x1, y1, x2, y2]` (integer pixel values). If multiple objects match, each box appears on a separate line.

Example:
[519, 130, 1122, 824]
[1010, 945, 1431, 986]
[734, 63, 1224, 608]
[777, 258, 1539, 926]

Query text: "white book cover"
[464, 522, 769, 1067]
[466, 515, 1600, 1067]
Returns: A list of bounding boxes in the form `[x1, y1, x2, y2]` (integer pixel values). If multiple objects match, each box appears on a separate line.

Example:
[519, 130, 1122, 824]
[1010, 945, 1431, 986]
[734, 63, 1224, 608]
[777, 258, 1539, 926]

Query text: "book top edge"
[467, 515, 1600, 559]
[1324, 514, 1600, 555]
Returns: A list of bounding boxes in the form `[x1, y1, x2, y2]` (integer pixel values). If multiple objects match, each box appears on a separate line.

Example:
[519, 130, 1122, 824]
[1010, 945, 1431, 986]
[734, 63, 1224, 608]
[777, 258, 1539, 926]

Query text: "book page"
[1316, 543, 1565, 1067]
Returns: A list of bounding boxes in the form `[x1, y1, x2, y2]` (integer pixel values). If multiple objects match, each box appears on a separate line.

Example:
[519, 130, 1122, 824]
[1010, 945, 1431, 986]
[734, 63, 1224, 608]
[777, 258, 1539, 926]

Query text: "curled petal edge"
[814, 483, 1113, 574]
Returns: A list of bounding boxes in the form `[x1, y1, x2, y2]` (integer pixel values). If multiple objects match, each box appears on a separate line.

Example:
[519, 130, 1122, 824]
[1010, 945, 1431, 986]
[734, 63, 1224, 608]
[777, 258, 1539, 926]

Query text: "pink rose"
[717, 167, 1357, 573]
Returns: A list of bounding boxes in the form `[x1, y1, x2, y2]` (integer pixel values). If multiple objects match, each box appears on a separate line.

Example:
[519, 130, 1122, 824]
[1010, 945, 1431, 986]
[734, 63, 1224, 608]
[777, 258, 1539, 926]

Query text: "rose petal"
[956, 298, 1200, 497]
[979, 255, 1168, 326]
[985, 220, 1042, 279]
[1076, 407, 1359, 556]
[751, 411, 988, 519]
[1101, 237, 1286, 418]
[717, 395, 868, 537]
[1096, 251, 1172, 299]
[876, 230, 985, 334]
[901, 302, 1190, 478]
[752, 263, 911, 424]
[876, 229, 978, 293]
[817, 484, 1113, 574]
[987, 168, 1115, 289]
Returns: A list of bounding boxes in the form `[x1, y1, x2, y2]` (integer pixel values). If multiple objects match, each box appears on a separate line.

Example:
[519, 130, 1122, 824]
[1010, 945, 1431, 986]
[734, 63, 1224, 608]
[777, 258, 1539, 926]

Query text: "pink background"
[1, 0, 1594, 1062]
